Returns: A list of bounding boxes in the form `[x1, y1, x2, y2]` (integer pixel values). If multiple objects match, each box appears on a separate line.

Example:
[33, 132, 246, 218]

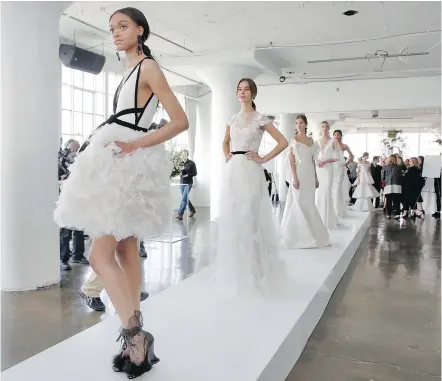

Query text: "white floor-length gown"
[333, 149, 349, 218]
[315, 139, 339, 229]
[281, 140, 330, 249]
[215, 111, 284, 297]
[353, 162, 380, 212]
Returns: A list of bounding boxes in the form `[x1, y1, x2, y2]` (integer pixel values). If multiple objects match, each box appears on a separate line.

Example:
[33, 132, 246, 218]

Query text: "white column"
[307, 117, 323, 141]
[199, 66, 260, 221]
[276, 114, 295, 202]
[1, 2, 69, 290]
[193, 92, 212, 207]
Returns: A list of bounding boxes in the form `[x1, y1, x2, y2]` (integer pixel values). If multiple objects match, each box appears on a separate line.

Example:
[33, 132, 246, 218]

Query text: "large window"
[366, 132, 384, 157]
[345, 133, 367, 159]
[61, 65, 110, 144]
[154, 94, 189, 151]
[106, 72, 123, 117]
[345, 130, 440, 159]
[61, 66, 189, 150]
[401, 133, 420, 159]
[419, 132, 441, 155]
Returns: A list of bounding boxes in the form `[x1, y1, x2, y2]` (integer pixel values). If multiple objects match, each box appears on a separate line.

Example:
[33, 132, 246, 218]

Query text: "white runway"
[2, 211, 371, 381]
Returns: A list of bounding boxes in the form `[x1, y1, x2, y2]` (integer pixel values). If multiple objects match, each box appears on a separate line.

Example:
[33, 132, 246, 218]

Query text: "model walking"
[54, 7, 188, 378]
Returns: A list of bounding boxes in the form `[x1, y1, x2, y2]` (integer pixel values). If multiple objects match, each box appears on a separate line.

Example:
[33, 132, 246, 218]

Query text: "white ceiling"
[60, 1, 441, 84]
[59, 1, 442, 131]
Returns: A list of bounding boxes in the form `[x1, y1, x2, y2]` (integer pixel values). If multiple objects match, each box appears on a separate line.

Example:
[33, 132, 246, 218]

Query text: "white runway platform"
[3, 211, 371, 381]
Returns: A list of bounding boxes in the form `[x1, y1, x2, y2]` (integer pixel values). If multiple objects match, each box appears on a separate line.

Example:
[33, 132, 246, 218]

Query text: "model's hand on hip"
[246, 151, 264, 164]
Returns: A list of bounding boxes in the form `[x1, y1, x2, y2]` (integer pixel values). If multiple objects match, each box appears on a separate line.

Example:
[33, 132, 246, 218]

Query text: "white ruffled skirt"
[353, 182, 380, 199]
[54, 124, 171, 241]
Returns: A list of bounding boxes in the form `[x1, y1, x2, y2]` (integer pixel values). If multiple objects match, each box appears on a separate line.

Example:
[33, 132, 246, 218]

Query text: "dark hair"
[237, 78, 258, 110]
[295, 114, 308, 134]
[373, 156, 380, 161]
[333, 129, 343, 138]
[110, 7, 153, 58]
[418, 155, 425, 167]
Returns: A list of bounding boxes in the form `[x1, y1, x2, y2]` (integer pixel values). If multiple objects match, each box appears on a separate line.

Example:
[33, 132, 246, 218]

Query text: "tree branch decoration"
[381, 129, 407, 157]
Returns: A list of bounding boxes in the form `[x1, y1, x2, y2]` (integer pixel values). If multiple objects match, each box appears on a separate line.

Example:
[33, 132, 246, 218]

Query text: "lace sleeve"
[227, 114, 236, 127]
[258, 114, 271, 129]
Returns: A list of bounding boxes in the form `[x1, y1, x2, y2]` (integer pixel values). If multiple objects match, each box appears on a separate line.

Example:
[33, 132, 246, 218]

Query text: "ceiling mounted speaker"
[59, 44, 106, 75]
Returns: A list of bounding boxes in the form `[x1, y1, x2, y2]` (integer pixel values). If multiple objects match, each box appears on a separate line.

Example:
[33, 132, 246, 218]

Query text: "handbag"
[271, 173, 280, 206]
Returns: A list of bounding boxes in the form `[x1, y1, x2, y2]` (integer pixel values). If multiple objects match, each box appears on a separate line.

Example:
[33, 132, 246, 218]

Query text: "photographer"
[58, 139, 89, 270]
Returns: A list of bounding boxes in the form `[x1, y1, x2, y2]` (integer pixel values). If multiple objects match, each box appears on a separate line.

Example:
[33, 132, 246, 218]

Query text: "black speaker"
[59, 44, 106, 75]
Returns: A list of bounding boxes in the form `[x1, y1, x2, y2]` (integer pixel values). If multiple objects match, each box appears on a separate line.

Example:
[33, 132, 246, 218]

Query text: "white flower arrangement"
[167, 144, 184, 179]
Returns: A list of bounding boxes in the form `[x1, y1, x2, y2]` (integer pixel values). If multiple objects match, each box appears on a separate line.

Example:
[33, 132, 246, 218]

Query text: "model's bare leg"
[89, 236, 134, 325]
[117, 237, 141, 312]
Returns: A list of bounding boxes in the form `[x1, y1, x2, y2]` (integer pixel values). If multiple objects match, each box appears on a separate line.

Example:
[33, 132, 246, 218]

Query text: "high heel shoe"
[113, 311, 143, 373]
[113, 311, 160, 377]
[416, 212, 425, 220]
[123, 330, 159, 379]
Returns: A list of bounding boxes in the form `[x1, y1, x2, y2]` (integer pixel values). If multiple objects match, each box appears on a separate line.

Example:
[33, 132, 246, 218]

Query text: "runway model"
[315, 121, 339, 229]
[352, 153, 380, 212]
[216, 78, 288, 296]
[54, 7, 188, 378]
[333, 129, 354, 218]
[280, 115, 330, 249]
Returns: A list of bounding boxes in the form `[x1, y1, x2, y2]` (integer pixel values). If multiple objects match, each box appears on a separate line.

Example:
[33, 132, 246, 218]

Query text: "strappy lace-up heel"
[123, 328, 158, 379]
[112, 311, 159, 378]
[113, 311, 142, 372]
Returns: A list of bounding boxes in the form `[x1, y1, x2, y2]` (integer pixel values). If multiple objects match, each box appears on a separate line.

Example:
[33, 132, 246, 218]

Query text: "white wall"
[257, 76, 441, 114]
[192, 92, 212, 207]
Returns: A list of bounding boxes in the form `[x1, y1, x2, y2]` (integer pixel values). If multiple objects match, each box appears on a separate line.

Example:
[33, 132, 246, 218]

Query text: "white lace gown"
[215, 111, 284, 296]
[315, 139, 339, 229]
[333, 149, 349, 218]
[54, 59, 171, 241]
[353, 163, 380, 212]
[281, 141, 330, 249]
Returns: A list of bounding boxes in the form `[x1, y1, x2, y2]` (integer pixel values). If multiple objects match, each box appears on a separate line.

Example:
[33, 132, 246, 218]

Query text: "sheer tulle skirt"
[54, 124, 171, 241]
[214, 155, 285, 297]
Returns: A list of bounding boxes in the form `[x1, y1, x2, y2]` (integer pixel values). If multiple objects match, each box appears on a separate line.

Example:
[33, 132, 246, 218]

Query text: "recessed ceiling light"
[343, 10, 358, 16]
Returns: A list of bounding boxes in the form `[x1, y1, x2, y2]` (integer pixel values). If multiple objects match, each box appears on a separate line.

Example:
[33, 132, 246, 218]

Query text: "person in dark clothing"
[176, 149, 197, 220]
[264, 169, 272, 196]
[370, 156, 382, 208]
[434, 176, 441, 218]
[58, 139, 89, 270]
[419, 155, 441, 218]
[399, 157, 425, 219]
[382, 154, 403, 219]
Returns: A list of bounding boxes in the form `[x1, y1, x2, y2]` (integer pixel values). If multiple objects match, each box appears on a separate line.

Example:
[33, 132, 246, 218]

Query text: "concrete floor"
[2, 210, 440, 381]
[286, 212, 441, 381]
